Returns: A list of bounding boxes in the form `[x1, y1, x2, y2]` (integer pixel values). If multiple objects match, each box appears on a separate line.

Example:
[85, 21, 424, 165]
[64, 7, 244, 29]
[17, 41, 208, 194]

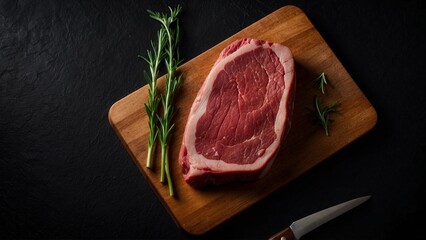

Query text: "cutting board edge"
[107, 4, 379, 236]
[187, 109, 378, 235]
[108, 74, 379, 237]
[108, 100, 187, 232]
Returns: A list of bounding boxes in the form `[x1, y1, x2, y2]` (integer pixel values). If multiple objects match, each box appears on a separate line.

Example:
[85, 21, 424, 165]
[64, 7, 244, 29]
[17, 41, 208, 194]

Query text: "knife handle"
[268, 227, 296, 240]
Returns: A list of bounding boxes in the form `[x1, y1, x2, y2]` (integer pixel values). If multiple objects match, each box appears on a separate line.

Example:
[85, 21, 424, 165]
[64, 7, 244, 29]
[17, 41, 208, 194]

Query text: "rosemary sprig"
[139, 27, 167, 169]
[150, 5, 182, 196]
[312, 95, 338, 136]
[313, 72, 328, 94]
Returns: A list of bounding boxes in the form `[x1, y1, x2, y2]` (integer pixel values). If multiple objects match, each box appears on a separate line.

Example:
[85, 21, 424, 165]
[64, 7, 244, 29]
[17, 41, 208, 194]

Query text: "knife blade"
[268, 195, 371, 240]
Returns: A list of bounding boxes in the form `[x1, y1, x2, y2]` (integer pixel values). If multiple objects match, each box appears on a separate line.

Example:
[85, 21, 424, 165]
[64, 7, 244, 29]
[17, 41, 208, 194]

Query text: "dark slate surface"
[1, 0, 425, 239]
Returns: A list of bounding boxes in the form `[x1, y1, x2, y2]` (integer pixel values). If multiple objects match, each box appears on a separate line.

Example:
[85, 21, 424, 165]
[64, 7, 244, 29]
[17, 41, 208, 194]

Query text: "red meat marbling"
[179, 38, 296, 188]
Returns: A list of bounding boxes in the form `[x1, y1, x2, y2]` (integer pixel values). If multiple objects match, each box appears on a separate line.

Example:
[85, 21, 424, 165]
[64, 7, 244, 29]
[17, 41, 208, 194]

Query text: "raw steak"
[179, 38, 295, 188]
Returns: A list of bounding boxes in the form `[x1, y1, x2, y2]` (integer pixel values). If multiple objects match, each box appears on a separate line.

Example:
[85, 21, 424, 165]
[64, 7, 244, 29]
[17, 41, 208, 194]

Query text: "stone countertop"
[1, 0, 425, 239]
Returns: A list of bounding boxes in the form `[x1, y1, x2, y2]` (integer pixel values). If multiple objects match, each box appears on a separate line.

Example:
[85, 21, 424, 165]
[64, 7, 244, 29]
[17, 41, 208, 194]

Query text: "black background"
[1, 0, 425, 239]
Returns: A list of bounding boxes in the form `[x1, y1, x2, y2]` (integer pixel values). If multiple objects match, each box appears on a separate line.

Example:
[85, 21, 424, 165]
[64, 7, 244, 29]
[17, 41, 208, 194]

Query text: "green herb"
[149, 5, 182, 197]
[312, 95, 338, 136]
[313, 72, 328, 94]
[139, 27, 167, 169]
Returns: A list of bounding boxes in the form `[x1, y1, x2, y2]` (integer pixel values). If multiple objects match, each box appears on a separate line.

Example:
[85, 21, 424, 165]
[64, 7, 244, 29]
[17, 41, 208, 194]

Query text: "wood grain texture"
[108, 5, 377, 235]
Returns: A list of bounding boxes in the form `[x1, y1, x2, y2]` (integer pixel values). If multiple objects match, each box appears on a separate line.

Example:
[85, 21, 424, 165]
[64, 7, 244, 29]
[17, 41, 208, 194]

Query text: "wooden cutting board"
[108, 5, 377, 235]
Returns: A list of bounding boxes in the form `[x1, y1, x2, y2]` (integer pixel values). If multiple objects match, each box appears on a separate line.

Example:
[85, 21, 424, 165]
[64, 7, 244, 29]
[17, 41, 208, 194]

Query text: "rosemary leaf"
[312, 95, 339, 136]
[313, 72, 328, 94]
[150, 5, 182, 197]
[141, 14, 167, 169]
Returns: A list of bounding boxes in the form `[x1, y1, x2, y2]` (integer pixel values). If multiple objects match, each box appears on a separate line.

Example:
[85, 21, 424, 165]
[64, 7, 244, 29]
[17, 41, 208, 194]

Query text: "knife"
[268, 195, 371, 240]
